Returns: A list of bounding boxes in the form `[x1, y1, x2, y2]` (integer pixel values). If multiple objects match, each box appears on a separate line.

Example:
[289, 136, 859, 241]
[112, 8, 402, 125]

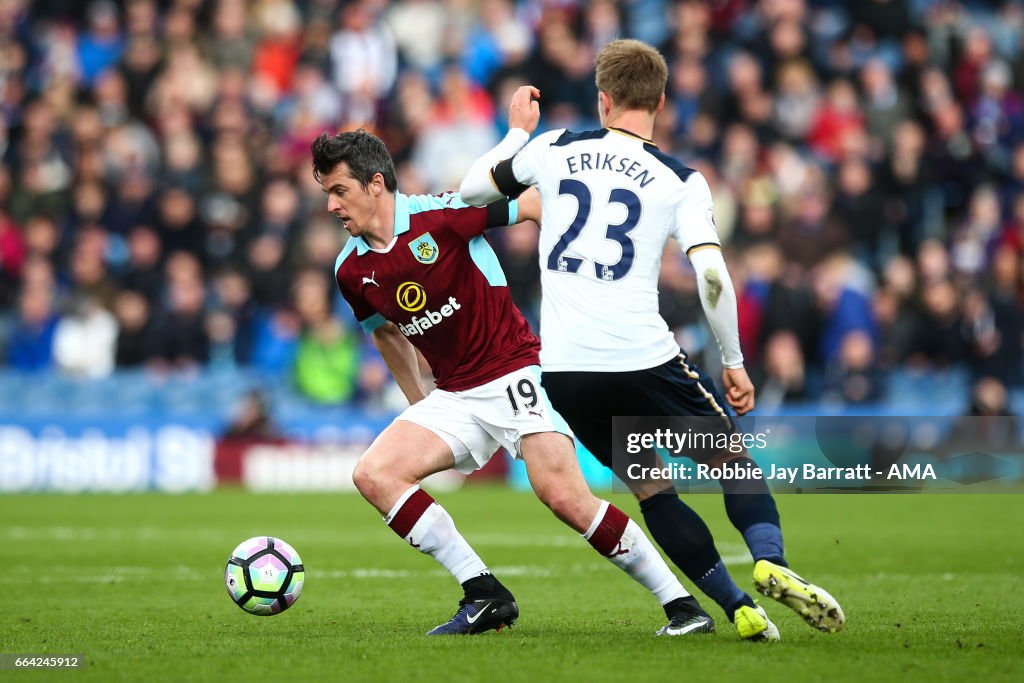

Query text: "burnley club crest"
[410, 233, 439, 264]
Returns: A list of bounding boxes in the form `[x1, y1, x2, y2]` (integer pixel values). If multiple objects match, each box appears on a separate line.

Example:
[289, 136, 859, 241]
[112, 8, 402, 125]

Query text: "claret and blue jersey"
[334, 192, 540, 392]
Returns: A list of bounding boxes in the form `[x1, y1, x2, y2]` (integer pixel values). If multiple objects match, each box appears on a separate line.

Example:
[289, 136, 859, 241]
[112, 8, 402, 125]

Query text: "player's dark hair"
[310, 130, 398, 192]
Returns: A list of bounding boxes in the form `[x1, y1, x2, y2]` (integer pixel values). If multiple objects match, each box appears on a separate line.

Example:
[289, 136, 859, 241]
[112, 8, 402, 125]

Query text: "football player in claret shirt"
[460, 39, 845, 639]
[311, 130, 717, 636]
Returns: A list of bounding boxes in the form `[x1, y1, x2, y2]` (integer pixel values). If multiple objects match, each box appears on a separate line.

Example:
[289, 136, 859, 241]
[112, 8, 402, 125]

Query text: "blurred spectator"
[807, 79, 864, 163]
[68, 227, 118, 308]
[658, 245, 702, 346]
[461, 0, 531, 88]
[860, 59, 911, 150]
[748, 242, 819, 369]
[960, 282, 1023, 387]
[927, 98, 986, 218]
[156, 185, 204, 256]
[812, 255, 878, 365]
[833, 158, 886, 271]
[207, 0, 255, 71]
[119, 226, 163, 304]
[824, 330, 884, 405]
[496, 221, 542, 331]
[950, 185, 1002, 279]
[223, 390, 279, 440]
[250, 307, 300, 374]
[944, 376, 1020, 456]
[113, 288, 156, 367]
[773, 59, 820, 143]
[522, 11, 596, 128]
[873, 256, 919, 369]
[909, 279, 964, 367]
[252, 0, 303, 103]
[757, 330, 809, 411]
[413, 64, 499, 192]
[77, 1, 125, 87]
[22, 213, 62, 267]
[0, 199, 25, 308]
[52, 293, 117, 378]
[5, 283, 58, 372]
[387, 0, 448, 76]
[878, 120, 931, 257]
[292, 269, 359, 404]
[246, 234, 292, 309]
[329, 0, 397, 126]
[970, 59, 1024, 173]
[150, 255, 208, 369]
[776, 184, 849, 272]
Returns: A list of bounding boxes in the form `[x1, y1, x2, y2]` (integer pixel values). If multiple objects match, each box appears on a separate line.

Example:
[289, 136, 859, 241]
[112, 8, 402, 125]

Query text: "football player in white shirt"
[460, 39, 844, 639]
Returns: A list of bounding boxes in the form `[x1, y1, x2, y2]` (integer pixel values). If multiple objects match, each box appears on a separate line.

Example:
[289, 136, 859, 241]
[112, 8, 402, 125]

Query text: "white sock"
[385, 485, 489, 584]
[584, 501, 689, 605]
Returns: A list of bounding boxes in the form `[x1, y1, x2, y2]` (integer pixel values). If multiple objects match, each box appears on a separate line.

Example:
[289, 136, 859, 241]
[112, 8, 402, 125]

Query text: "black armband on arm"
[485, 200, 512, 228]
[685, 242, 721, 256]
[491, 158, 530, 199]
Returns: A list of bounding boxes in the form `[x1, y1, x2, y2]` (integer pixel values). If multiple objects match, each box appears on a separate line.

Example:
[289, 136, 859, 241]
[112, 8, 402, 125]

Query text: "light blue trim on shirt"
[334, 237, 359, 272]
[359, 312, 387, 334]
[333, 191, 518, 265]
[407, 191, 470, 213]
[337, 192, 412, 259]
[468, 236, 507, 286]
[393, 192, 412, 238]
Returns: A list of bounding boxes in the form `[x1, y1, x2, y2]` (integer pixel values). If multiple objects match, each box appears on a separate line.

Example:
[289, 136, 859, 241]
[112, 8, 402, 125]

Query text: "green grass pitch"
[2, 489, 1022, 682]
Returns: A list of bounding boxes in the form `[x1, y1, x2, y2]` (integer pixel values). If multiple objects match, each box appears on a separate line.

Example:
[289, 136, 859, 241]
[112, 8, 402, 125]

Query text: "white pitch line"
[21, 564, 603, 584]
[7, 526, 747, 550]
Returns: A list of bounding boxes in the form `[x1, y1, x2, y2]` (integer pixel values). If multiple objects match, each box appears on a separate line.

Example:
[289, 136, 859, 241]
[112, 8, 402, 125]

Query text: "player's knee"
[352, 457, 387, 502]
[538, 485, 591, 531]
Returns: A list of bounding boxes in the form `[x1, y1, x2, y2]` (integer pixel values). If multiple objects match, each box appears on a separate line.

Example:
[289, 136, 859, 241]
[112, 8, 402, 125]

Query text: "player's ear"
[370, 172, 385, 196]
[656, 93, 665, 114]
[597, 91, 611, 122]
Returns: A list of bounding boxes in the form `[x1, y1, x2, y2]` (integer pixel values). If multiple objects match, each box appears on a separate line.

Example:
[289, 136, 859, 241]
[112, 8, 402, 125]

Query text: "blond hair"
[594, 39, 668, 113]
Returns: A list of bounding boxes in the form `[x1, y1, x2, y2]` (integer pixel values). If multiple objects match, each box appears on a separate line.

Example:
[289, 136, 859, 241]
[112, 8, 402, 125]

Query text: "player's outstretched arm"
[687, 246, 754, 415]
[722, 366, 755, 416]
[515, 187, 542, 224]
[459, 85, 541, 206]
[371, 322, 428, 405]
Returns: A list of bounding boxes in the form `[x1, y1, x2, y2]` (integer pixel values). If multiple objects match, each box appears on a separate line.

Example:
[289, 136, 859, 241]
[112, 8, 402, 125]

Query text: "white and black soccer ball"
[224, 536, 304, 616]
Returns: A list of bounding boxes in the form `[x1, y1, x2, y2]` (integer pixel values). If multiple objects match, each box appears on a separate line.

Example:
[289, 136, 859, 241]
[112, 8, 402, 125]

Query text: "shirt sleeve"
[506, 129, 563, 189]
[687, 247, 744, 368]
[461, 128, 564, 203]
[446, 199, 520, 242]
[459, 128, 531, 205]
[670, 172, 721, 255]
[337, 275, 386, 334]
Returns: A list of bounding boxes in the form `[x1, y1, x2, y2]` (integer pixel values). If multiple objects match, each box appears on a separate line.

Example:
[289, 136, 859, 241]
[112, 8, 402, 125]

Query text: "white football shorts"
[397, 365, 572, 473]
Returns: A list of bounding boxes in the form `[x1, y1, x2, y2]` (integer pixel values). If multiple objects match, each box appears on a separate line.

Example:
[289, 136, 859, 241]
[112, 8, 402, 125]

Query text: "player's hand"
[509, 85, 541, 134]
[722, 367, 755, 416]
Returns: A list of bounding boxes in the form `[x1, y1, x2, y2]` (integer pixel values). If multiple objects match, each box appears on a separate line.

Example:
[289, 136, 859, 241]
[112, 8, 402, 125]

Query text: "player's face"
[320, 162, 380, 238]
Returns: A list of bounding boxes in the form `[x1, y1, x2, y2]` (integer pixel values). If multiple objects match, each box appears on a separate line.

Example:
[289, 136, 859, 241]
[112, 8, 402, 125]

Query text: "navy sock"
[697, 561, 755, 621]
[639, 490, 752, 619]
[743, 523, 786, 567]
[718, 458, 787, 566]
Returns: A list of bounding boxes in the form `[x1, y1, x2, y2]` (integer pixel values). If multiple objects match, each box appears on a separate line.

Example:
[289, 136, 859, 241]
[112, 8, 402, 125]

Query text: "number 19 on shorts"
[505, 379, 539, 416]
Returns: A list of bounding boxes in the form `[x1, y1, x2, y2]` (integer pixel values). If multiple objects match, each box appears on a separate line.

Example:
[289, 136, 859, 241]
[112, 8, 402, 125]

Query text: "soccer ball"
[225, 536, 305, 616]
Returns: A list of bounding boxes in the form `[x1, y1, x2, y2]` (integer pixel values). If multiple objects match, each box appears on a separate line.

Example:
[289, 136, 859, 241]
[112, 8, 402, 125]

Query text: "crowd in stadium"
[0, 0, 1022, 410]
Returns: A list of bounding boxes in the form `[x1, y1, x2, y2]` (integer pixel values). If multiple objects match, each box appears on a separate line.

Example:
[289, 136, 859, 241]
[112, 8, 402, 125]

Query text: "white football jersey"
[505, 127, 721, 372]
